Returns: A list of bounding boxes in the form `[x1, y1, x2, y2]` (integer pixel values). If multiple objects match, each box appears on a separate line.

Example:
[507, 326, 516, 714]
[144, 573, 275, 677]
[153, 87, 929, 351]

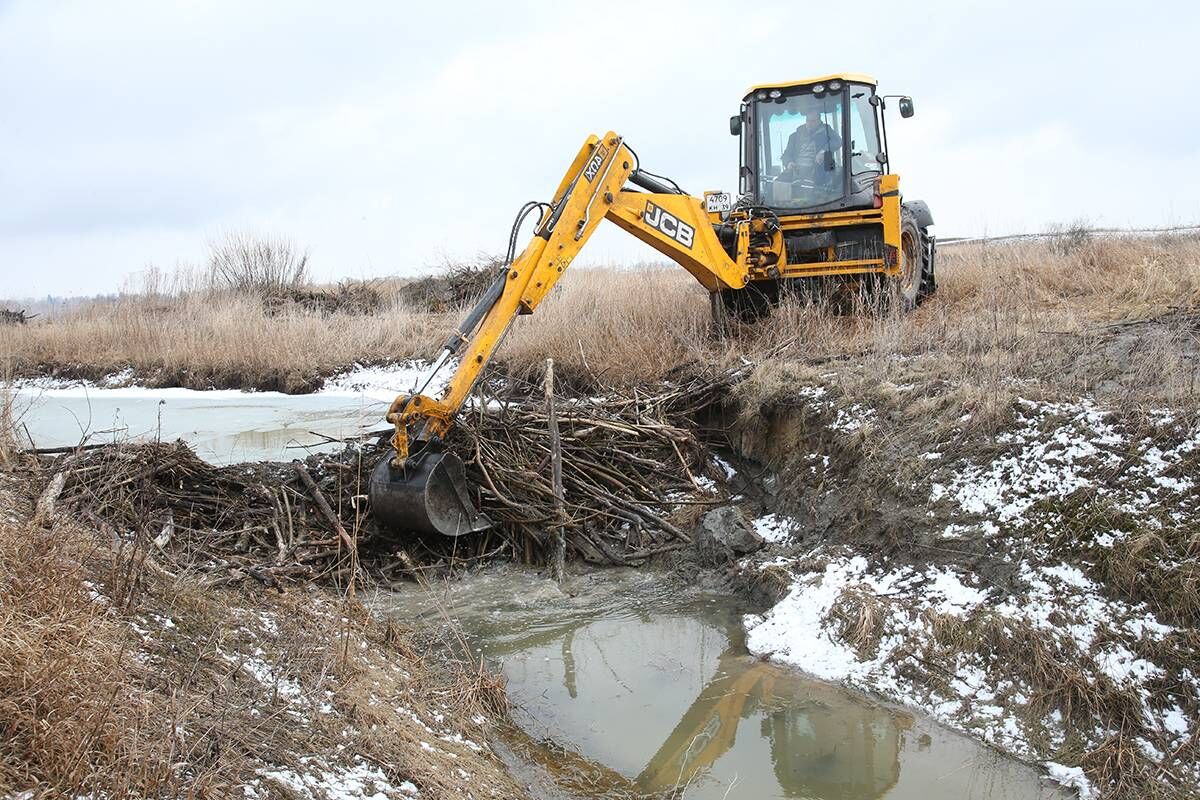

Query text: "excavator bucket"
[369, 450, 492, 537]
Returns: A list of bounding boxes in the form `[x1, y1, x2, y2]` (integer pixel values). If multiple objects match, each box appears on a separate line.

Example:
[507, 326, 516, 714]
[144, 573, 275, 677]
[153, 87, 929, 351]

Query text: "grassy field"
[4, 231, 1198, 405]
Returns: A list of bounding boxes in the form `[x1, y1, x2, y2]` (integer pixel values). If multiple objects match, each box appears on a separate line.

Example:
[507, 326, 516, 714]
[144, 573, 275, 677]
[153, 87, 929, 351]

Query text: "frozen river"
[13, 364, 440, 464]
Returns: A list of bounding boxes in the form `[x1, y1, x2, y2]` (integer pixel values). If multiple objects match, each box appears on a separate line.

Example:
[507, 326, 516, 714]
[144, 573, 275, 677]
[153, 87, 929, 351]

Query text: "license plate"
[704, 192, 733, 213]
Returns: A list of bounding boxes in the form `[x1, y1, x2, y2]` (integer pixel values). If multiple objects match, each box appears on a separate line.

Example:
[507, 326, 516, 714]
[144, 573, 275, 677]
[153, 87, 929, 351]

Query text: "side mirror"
[729, 114, 742, 136]
[898, 97, 915, 118]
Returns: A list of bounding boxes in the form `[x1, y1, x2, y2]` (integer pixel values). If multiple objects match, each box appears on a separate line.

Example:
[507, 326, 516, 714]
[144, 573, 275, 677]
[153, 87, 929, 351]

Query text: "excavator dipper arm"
[370, 132, 744, 535]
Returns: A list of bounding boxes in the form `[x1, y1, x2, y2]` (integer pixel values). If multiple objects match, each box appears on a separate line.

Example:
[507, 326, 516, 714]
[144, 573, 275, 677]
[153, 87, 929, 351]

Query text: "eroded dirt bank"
[711, 353, 1199, 800]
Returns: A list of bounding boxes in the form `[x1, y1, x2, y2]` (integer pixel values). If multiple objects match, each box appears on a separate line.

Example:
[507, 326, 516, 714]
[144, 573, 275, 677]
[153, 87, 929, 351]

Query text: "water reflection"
[377, 570, 1064, 800]
[641, 657, 909, 797]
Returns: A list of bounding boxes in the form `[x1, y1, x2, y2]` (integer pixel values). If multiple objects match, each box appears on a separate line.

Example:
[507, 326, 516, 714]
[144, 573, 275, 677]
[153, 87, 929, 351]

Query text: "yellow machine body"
[372, 75, 935, 535]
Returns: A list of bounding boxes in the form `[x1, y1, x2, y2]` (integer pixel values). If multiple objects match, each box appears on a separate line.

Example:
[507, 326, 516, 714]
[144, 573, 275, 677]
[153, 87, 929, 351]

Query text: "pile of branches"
[45, 441, 379, 589]
[450, 368, 744, 565]
[398, 261, 499, 313]
[1, 308, 33, 325]
[264, 279, 387, 316]
[37, 366, 745, 586]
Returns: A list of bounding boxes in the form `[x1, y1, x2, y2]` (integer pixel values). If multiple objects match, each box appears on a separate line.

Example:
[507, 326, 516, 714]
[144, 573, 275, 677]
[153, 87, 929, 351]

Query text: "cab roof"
[744, 73, 877, 99]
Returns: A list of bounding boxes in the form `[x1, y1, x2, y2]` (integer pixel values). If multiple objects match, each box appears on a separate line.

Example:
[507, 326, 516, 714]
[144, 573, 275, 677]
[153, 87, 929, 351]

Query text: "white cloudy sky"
[2, 0, 1197, 297]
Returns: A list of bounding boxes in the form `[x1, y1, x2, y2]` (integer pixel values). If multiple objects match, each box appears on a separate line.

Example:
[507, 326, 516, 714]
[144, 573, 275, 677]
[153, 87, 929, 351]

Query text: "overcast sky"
[2, 0, 1197, 297]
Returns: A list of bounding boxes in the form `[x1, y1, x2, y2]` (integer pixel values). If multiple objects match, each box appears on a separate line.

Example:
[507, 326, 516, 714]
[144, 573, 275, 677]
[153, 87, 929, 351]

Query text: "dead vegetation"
[4, 231, 1198, 398]
[0, 452, 526, 798]
[825, 584, 887, 660]
[397, 259, 499, 313]
[206, 230, 310, 299]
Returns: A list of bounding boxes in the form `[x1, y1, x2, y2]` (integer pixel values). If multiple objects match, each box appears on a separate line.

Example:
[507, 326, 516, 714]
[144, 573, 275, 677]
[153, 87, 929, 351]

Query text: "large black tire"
[718, 280, 778, 323]
[919, 230, 937, 301]
[897, 210, 936, 309]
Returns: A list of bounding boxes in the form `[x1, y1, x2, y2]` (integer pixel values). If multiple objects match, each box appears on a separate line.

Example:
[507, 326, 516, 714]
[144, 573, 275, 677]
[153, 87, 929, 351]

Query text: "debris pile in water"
[449, 368, 742, 564]
[47, 441, 373, 588]
[34, 366, 743, 583]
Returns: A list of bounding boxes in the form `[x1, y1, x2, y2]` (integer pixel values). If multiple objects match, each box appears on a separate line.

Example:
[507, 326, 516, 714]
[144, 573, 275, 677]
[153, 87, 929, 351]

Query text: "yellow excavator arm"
[369, 74, 933, 534]
[368, 132, 750, 536]
[384, 132, 745, 466]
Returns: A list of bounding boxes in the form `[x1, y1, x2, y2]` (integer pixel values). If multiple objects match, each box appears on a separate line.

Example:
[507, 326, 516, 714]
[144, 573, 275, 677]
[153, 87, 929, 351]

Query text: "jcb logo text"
[643, 201, 694, 249]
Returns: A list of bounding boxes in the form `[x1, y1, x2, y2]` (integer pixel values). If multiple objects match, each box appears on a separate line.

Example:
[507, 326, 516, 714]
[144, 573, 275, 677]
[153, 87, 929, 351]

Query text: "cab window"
[755, 90, 845, 209]
[849, 88, 882, 176]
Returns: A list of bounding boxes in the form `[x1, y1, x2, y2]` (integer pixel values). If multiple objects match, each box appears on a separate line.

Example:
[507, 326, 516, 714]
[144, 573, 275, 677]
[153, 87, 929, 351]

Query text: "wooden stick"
[291, 461, 355, 554]
[545, 358, 565, 583]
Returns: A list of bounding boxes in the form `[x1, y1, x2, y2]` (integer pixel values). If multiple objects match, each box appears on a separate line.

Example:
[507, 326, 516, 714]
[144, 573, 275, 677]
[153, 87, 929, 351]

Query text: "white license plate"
[705, 192, 733, 213]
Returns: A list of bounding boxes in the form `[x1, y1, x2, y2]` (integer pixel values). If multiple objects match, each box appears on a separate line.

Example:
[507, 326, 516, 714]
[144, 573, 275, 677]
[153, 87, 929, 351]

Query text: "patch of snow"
[440, 732, 483, 752]
[752, 513, 794, 544]
[744, 557, 868, 681]
[320, 361, 448, 402]
[1163, 707, 1189, 737]
[712, 455, 738, 481]
[930, 398, 1199, 527]
[100, 367, 136, 388]
[1094, 645, 1164, 686]
[259, 758, 415, 799]
[924, 568, 989, 615]
[830, 404, 874, 433]
[238, 655, 304, 702]
[1044, 762, 1094, 799]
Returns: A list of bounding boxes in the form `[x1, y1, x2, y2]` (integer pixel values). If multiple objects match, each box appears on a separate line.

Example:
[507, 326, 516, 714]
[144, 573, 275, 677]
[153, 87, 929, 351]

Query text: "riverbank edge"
[0, 461, 530, 799]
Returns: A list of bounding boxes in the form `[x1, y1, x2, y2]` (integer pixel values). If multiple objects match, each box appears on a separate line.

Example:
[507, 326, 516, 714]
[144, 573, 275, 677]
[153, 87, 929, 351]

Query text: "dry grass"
[825, 583, 887, 660]
[1, 376, 19, 469]
[500, 266, 710, 386]
[0, 462, 525, 797]
[4, 232, 1198, 398]
[0, 497, 175, 793]
[3, 292, 449, 392]
[914, 607, 1195, 798]
[207, 230, 309, 298]
[730, 234, 1200, 447]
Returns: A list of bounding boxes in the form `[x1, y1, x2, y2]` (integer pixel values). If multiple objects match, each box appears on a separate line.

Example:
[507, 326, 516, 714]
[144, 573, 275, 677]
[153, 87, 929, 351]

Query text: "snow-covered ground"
[319, 361, 451, 401]
[740, 395, 1200, 799]
[13, 360, 449, 401]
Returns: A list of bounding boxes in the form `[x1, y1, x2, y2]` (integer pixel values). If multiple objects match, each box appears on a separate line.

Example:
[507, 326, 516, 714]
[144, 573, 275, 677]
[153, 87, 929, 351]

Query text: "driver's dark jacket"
[782, 122, 841, 166]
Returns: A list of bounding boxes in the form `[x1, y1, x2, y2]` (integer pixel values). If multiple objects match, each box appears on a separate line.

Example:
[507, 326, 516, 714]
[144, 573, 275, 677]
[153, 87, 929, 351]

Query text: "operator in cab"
[781, 102, 841, 181]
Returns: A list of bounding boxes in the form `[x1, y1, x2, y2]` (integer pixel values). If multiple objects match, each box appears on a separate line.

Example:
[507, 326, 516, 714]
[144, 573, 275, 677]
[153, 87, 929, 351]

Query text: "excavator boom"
[369, 131, 746, 535]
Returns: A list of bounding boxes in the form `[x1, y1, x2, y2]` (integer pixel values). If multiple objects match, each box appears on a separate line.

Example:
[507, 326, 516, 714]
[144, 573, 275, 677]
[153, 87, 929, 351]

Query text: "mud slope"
[720, 354, 1199, 800]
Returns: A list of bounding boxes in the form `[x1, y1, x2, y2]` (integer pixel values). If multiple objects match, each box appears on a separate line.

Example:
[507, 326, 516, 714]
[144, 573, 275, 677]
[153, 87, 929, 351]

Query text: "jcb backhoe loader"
[370, 73, 935, 535]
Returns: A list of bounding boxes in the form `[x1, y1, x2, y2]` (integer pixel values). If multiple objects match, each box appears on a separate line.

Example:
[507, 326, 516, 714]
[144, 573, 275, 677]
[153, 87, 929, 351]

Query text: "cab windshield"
[756, 90, 845, 209]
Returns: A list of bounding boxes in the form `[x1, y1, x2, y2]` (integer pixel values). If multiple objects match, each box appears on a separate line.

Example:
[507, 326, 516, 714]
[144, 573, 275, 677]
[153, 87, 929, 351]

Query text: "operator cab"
[730, 74, 912, 215]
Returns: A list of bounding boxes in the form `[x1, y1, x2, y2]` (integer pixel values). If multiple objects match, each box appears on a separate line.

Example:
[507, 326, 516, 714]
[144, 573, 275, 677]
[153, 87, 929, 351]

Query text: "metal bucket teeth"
[369, 451, 492, 537]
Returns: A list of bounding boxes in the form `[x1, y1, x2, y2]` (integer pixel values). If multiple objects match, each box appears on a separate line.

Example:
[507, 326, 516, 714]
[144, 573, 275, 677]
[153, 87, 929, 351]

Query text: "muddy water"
[14, 387, 388, 464]
[375, 568, 1066, 800]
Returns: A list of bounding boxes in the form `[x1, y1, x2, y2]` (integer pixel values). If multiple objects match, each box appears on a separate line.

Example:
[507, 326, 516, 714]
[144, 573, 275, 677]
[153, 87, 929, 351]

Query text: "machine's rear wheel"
[897, 212, 924, 309]
[718, 281, 778, 323]
[896, 211, 936, 309]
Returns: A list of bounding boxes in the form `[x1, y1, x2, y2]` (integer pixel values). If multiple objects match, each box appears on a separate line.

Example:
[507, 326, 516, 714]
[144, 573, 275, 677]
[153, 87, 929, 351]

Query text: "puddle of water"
[14, 387, 389, 464]
[375, 569, 1067, 800]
